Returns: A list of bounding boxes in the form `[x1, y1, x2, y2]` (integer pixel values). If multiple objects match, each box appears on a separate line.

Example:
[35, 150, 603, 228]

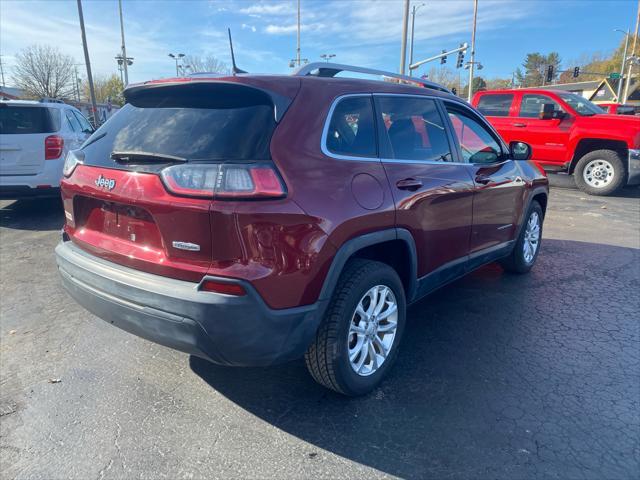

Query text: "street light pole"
[467, 0, 478, 102]
[409, 3, 425, 75]
[168, 53, 185, 76]
[118, 0, 129, 85]
[400, 0, 410, 74]
[76, 0, 98, 123]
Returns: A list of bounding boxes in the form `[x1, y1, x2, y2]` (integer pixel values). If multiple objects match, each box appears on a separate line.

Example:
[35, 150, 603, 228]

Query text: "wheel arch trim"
[318, 228, 418, 304]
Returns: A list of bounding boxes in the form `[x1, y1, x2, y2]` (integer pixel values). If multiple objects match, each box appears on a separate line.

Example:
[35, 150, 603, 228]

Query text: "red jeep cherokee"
[56, 64, 548, 396]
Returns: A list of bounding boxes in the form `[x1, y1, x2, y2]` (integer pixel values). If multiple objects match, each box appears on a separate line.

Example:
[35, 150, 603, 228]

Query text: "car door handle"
[475, 175, 492, 185]
[396, 178, 423, 191]
[513, 123, 527, 127]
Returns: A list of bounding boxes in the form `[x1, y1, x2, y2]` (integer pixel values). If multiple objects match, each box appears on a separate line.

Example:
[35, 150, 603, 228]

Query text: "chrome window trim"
[321, 92, 466, 165]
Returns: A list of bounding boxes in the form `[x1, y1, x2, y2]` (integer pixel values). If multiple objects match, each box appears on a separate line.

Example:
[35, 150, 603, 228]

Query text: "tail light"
[160, 163, 286, 199]
[45, 135, 64, 160]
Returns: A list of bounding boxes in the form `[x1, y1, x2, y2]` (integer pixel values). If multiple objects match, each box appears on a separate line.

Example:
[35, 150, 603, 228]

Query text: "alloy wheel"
[347, 285, 398, 376]
[523, 211, 541, 264]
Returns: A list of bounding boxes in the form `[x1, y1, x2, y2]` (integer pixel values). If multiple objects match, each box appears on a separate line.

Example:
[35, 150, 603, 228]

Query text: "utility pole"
[296, 0, 301, 67]
[409, 3, 425, 74]
[0, 56, 5, 88]
[467, 0, 478, 102]
[77, 0, 98, 124]
[614, 29, 629, 103]
[400, 0, 410, 74]
[622, 0, 639, 104]
[118, 0, 129, 85]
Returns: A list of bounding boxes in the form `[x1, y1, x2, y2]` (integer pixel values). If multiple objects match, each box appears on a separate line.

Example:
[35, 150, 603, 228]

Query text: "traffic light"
[573, 67, 580, 78]
[546, 65, 554, 83]
[440, 50, 447, 65]
[456, 45, 465, 68]
[451, 87, 457, 96]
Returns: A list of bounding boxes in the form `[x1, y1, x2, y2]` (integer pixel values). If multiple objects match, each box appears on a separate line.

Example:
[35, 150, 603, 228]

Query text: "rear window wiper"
[110, 151, 187, 163]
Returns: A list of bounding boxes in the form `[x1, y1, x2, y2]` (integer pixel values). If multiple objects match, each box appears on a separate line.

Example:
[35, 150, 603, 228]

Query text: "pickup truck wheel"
[305, 259, 406, 396]
[500, 201, 543, 274]
[574, 149, 625, 196]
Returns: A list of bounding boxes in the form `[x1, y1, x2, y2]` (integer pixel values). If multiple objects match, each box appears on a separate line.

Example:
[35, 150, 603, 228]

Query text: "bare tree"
[13, 45, 76, 99]
[183, 55, 228, 74]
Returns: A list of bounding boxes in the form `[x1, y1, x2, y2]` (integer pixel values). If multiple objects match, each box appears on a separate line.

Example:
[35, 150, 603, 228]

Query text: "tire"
[573, 149, 626, 196]
[500, 201, 543, 274]
[305, 259, 406, 396]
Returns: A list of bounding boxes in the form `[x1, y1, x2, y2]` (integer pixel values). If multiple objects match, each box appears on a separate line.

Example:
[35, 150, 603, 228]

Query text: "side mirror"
[539, 103, 555, 120]
[510, 141, 532, 161]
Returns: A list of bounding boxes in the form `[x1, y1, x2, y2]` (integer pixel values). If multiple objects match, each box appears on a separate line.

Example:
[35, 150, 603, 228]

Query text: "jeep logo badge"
[95, 175, 116, 191]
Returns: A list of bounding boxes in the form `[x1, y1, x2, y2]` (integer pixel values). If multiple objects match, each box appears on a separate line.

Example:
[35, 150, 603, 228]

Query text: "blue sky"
[0, 0, 637, 85]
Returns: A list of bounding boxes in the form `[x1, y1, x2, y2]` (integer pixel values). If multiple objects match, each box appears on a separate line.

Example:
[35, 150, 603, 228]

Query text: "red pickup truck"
[472, 89, 640, 195]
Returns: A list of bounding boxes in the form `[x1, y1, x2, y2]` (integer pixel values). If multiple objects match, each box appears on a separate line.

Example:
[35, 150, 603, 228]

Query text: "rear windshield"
[0, 106, 61, 134]
[83, 84, 278, 167]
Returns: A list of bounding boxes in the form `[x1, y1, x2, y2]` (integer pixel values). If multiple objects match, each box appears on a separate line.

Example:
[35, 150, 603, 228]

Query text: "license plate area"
[74, 197, 163, 249]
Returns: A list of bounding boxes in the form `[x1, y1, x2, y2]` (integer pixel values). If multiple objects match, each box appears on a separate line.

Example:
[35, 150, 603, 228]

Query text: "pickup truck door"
[443, 101, 527, 253]
[510, 93, 573, 166]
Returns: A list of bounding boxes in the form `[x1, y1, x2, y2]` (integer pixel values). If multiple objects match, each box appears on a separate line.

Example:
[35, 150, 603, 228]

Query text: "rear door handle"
[475, 175, 492, 185]
[396, 178, 423, 191]
[513, 123, 527, 127]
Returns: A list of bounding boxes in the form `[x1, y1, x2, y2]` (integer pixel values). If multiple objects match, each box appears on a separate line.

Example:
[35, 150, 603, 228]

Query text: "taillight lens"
[45, 135, 64, 160]
[160, 163, 286, 199]
[63, 149, 85, 177]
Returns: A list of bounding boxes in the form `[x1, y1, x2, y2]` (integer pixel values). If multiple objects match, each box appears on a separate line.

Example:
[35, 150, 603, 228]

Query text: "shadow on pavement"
[191, 239, 639, 479]
[0, 198, 64, 232]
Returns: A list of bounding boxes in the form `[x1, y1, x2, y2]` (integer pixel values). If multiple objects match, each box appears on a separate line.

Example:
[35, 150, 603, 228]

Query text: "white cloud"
[242, 23, 257, 33]
[265, 23, 326, 35]
[239, 3, 296, 16]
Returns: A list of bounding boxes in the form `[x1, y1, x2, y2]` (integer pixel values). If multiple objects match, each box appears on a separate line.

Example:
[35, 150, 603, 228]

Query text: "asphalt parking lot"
[1, 178, 639, 480]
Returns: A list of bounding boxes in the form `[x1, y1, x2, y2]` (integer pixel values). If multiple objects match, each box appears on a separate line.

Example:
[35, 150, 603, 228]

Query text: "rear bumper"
[55, 240, 326, 366]
[628, 149, 640, 185]
[0, 158, 64, 198]
[0, 185, 60, 199]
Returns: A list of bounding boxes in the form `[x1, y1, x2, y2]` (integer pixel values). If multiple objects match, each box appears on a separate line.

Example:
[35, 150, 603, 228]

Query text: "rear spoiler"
[124, 80, 293, 122]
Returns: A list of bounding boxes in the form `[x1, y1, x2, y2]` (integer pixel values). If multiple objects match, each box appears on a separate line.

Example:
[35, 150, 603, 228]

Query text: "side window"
[376, 96, 452, 162]
[65, 110, 82, 133]
[325, 96, 376, 157]
[73, 110, 93, 133]
[476, 94, 514, 117]
[446, 106, 503, 164]
[518, 94, 562, 118]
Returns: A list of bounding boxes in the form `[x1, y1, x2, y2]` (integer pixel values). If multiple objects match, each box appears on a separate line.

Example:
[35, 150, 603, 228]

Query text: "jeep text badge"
[95, 174, 116, 191]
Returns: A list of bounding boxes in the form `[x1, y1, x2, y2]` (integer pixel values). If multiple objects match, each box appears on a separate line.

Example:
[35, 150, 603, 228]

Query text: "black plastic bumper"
[55, 241, 326, 366]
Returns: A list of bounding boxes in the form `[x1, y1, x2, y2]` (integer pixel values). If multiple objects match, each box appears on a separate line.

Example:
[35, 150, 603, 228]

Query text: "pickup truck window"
[557, 92, 604, 116]
[519, 94, 563, 118]
[476, 94, 514, 117]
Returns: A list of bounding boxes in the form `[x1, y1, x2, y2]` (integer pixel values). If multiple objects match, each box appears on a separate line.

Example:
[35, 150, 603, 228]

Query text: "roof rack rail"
[293, 62, 450, 93]
[39, 97, 65, 104]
